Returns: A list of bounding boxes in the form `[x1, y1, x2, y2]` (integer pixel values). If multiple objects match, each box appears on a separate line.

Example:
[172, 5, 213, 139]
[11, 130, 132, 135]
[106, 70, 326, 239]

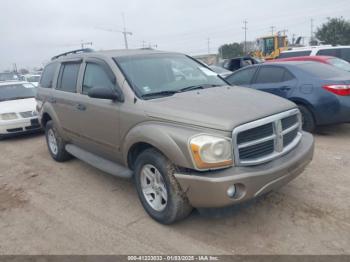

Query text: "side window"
[226, 67, 256, 86]
[57, 63, 80, 93]
[82, 63, 115, 94]
[340, 48, 350, 62]
[283, 69, 295, 81]
[278, 51, 311, 58]
[40, 63, 57, 88]
[317, 49, 338, 57]
[254, 66, 286, 84]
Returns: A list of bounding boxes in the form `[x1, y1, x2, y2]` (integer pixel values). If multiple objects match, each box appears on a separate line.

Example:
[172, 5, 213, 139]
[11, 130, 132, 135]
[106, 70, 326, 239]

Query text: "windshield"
[0, 73, 19, 81]
[27, 75, 41, 82]
[328, 58, 350, 72]
[0, 83, 36, 101]
[115, 54, 226, 98]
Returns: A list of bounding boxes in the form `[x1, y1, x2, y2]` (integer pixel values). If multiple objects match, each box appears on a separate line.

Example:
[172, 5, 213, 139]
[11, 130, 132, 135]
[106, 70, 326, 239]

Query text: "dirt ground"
[0, 125, 349, 255]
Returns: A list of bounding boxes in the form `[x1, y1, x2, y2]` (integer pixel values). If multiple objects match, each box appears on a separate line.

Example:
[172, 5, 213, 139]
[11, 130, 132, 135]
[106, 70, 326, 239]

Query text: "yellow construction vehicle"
[253, 34, 288, 60]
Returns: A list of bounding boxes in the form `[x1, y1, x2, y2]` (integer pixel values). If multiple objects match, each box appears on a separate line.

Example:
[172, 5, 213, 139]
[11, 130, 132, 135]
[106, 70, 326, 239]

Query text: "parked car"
[24, 74, 41, 87]
[218, 56, 263, 72]
[225, 61, 350, 132]
[209, 65, 232, 77]
[278, 45, 350, 62]
[270, 56, 350, 72]
[0, 81, 41, 139]
[0, 72, 24, 82]
[37, 49, 314, 224]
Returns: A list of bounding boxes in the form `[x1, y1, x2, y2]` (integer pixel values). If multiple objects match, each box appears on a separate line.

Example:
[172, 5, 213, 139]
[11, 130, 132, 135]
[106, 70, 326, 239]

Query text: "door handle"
[76, 104, 87, 111]
[280, 86, 291, 91]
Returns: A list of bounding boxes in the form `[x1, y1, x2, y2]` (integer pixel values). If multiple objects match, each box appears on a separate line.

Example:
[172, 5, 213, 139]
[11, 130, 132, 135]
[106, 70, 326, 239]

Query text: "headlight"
[189, 134, 233, 170]
[0, 113, 18, 120]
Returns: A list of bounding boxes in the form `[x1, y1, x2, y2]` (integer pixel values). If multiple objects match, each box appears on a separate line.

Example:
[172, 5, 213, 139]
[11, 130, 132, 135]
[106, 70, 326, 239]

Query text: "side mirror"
[88, 86, 124, 102]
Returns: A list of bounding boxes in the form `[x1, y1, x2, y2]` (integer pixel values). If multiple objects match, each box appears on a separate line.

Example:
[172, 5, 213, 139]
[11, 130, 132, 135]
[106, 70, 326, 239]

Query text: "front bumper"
[0, 117, 42, 137]
[175, 132, 314, 208]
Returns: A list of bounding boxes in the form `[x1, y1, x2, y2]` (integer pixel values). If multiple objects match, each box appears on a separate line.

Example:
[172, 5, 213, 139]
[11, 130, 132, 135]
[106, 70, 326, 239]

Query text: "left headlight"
[189, 134, 233, 170]
[0, 113, 18, 120]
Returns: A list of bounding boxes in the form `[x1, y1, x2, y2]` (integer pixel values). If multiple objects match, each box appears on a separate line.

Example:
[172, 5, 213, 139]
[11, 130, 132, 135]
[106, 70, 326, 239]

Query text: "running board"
[65, 144, 133, 179]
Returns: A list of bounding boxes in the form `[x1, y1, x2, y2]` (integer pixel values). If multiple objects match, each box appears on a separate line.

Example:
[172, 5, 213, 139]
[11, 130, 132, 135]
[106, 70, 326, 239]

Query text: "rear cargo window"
[278, 51, 312, 58]
[40, 63, 57, 88]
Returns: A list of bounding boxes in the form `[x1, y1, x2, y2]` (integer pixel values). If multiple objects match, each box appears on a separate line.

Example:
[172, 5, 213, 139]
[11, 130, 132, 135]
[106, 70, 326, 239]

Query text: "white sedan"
[0, 81, 41, 139]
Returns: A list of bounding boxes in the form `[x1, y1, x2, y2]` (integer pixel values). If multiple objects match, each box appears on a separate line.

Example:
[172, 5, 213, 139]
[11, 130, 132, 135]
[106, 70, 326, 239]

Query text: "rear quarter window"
[278, 51, 312, 58]
[40, 63, 58, 88]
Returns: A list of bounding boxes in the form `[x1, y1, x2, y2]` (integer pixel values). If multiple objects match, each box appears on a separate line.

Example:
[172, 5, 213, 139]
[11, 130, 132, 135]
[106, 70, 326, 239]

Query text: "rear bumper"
[175, 132, 314, 208]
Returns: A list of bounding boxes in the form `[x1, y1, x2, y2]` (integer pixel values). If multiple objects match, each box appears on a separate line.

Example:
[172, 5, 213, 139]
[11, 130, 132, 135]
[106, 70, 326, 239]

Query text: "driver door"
[73, 58, 123, 162]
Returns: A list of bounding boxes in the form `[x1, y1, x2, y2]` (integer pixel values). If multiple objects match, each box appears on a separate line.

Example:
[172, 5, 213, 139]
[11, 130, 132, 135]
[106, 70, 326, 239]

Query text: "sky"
[0, 0, 349, 71]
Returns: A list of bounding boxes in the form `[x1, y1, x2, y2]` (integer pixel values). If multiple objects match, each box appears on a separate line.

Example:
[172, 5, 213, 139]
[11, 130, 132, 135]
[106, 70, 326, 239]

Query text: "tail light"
[323, 84, 350, 96]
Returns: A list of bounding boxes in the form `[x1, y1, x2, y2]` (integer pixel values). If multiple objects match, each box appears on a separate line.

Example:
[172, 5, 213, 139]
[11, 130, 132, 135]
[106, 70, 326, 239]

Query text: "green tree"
[218, 43, 244, 59]
[315, 17, 350, 45]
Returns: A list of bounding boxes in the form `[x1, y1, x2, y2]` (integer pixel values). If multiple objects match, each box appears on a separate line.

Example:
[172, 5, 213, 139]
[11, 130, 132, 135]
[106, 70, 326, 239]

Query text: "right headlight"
[189, 134, 233, 170]
[0, 113, 18, 120]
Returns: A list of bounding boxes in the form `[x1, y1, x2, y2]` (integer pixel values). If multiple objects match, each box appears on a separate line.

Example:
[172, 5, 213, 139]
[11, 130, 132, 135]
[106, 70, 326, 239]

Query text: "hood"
[0, 98, 36, 114]
[144, 86, 296, 131]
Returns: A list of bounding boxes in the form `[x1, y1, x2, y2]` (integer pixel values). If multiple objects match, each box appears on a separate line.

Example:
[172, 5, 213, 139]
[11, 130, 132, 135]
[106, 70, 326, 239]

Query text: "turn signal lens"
[189, 135, 233, 170]
[323, 84, 350, 96]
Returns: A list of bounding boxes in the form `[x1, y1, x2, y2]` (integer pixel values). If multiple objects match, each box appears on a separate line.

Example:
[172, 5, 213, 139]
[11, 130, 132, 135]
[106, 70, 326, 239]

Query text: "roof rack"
[51, 48, 94, 61]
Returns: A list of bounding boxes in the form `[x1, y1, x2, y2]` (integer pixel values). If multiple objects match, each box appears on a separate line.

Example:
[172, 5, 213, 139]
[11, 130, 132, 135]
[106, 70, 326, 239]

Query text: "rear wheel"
[298, 105, 316, 132]
[134, 148, 192, 224]
[45, 120, 72, 162]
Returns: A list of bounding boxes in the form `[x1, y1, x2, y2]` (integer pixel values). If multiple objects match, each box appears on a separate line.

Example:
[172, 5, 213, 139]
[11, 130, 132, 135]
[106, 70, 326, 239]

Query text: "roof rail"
[51, 48, 94, 61]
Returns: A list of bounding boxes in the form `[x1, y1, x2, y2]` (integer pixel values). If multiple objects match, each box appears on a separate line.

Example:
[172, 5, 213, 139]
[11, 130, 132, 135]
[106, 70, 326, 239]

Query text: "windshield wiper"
[141, 90, 179, 99]
[179, 84, 222, 93]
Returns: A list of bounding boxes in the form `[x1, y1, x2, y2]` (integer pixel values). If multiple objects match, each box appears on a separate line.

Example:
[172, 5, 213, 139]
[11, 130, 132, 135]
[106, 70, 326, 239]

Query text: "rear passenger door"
[51, 60, 83, 141]
[250, 65, 297, 98]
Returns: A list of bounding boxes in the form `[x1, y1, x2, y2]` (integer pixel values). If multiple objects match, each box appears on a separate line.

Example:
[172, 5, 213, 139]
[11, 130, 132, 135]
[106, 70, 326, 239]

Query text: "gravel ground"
[0, 125, 349, 255]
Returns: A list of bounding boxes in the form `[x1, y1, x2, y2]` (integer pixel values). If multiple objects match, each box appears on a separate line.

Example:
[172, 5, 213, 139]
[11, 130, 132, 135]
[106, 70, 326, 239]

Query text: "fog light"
[227, 185, 236, 198]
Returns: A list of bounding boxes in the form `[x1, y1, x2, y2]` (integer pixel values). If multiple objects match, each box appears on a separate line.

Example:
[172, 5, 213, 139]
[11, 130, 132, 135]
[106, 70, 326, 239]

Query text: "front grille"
[237, 123, 273, 144]
[239, 140, 274, 160]
[233, 109, 302, 166]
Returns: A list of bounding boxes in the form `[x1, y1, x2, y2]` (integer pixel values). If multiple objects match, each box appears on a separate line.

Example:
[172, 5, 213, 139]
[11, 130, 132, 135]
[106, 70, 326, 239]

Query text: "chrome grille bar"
[233, 109, 302, 166]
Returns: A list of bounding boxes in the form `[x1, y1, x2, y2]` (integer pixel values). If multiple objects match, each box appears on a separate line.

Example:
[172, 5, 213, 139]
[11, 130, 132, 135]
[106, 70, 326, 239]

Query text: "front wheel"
[45, 120, 72, 162]
[134, 148, 192, 224]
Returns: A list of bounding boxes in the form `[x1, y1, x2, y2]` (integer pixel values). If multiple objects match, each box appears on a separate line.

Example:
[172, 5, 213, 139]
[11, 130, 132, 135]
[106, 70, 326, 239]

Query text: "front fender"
[40, 102, 67, 140]
[122, 122, 208, 169]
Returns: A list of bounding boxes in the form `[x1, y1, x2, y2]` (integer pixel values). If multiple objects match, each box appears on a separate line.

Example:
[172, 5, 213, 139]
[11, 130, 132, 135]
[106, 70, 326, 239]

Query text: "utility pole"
[81, 41, 93, 49]
[141, 40, 147, 48]
[207, 38, 210, 54]
[310, 18, 314, 45]
[122, 13, 133, 49]
[270, 26, 275, 35]
[243, 20, 248, 54]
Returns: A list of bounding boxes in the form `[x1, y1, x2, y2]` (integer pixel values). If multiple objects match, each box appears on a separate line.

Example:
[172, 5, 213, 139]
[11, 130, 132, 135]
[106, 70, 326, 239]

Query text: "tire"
[134, 148, 193, 224]
[45, 120, 72, 162]
[298, 105, 316, 132]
